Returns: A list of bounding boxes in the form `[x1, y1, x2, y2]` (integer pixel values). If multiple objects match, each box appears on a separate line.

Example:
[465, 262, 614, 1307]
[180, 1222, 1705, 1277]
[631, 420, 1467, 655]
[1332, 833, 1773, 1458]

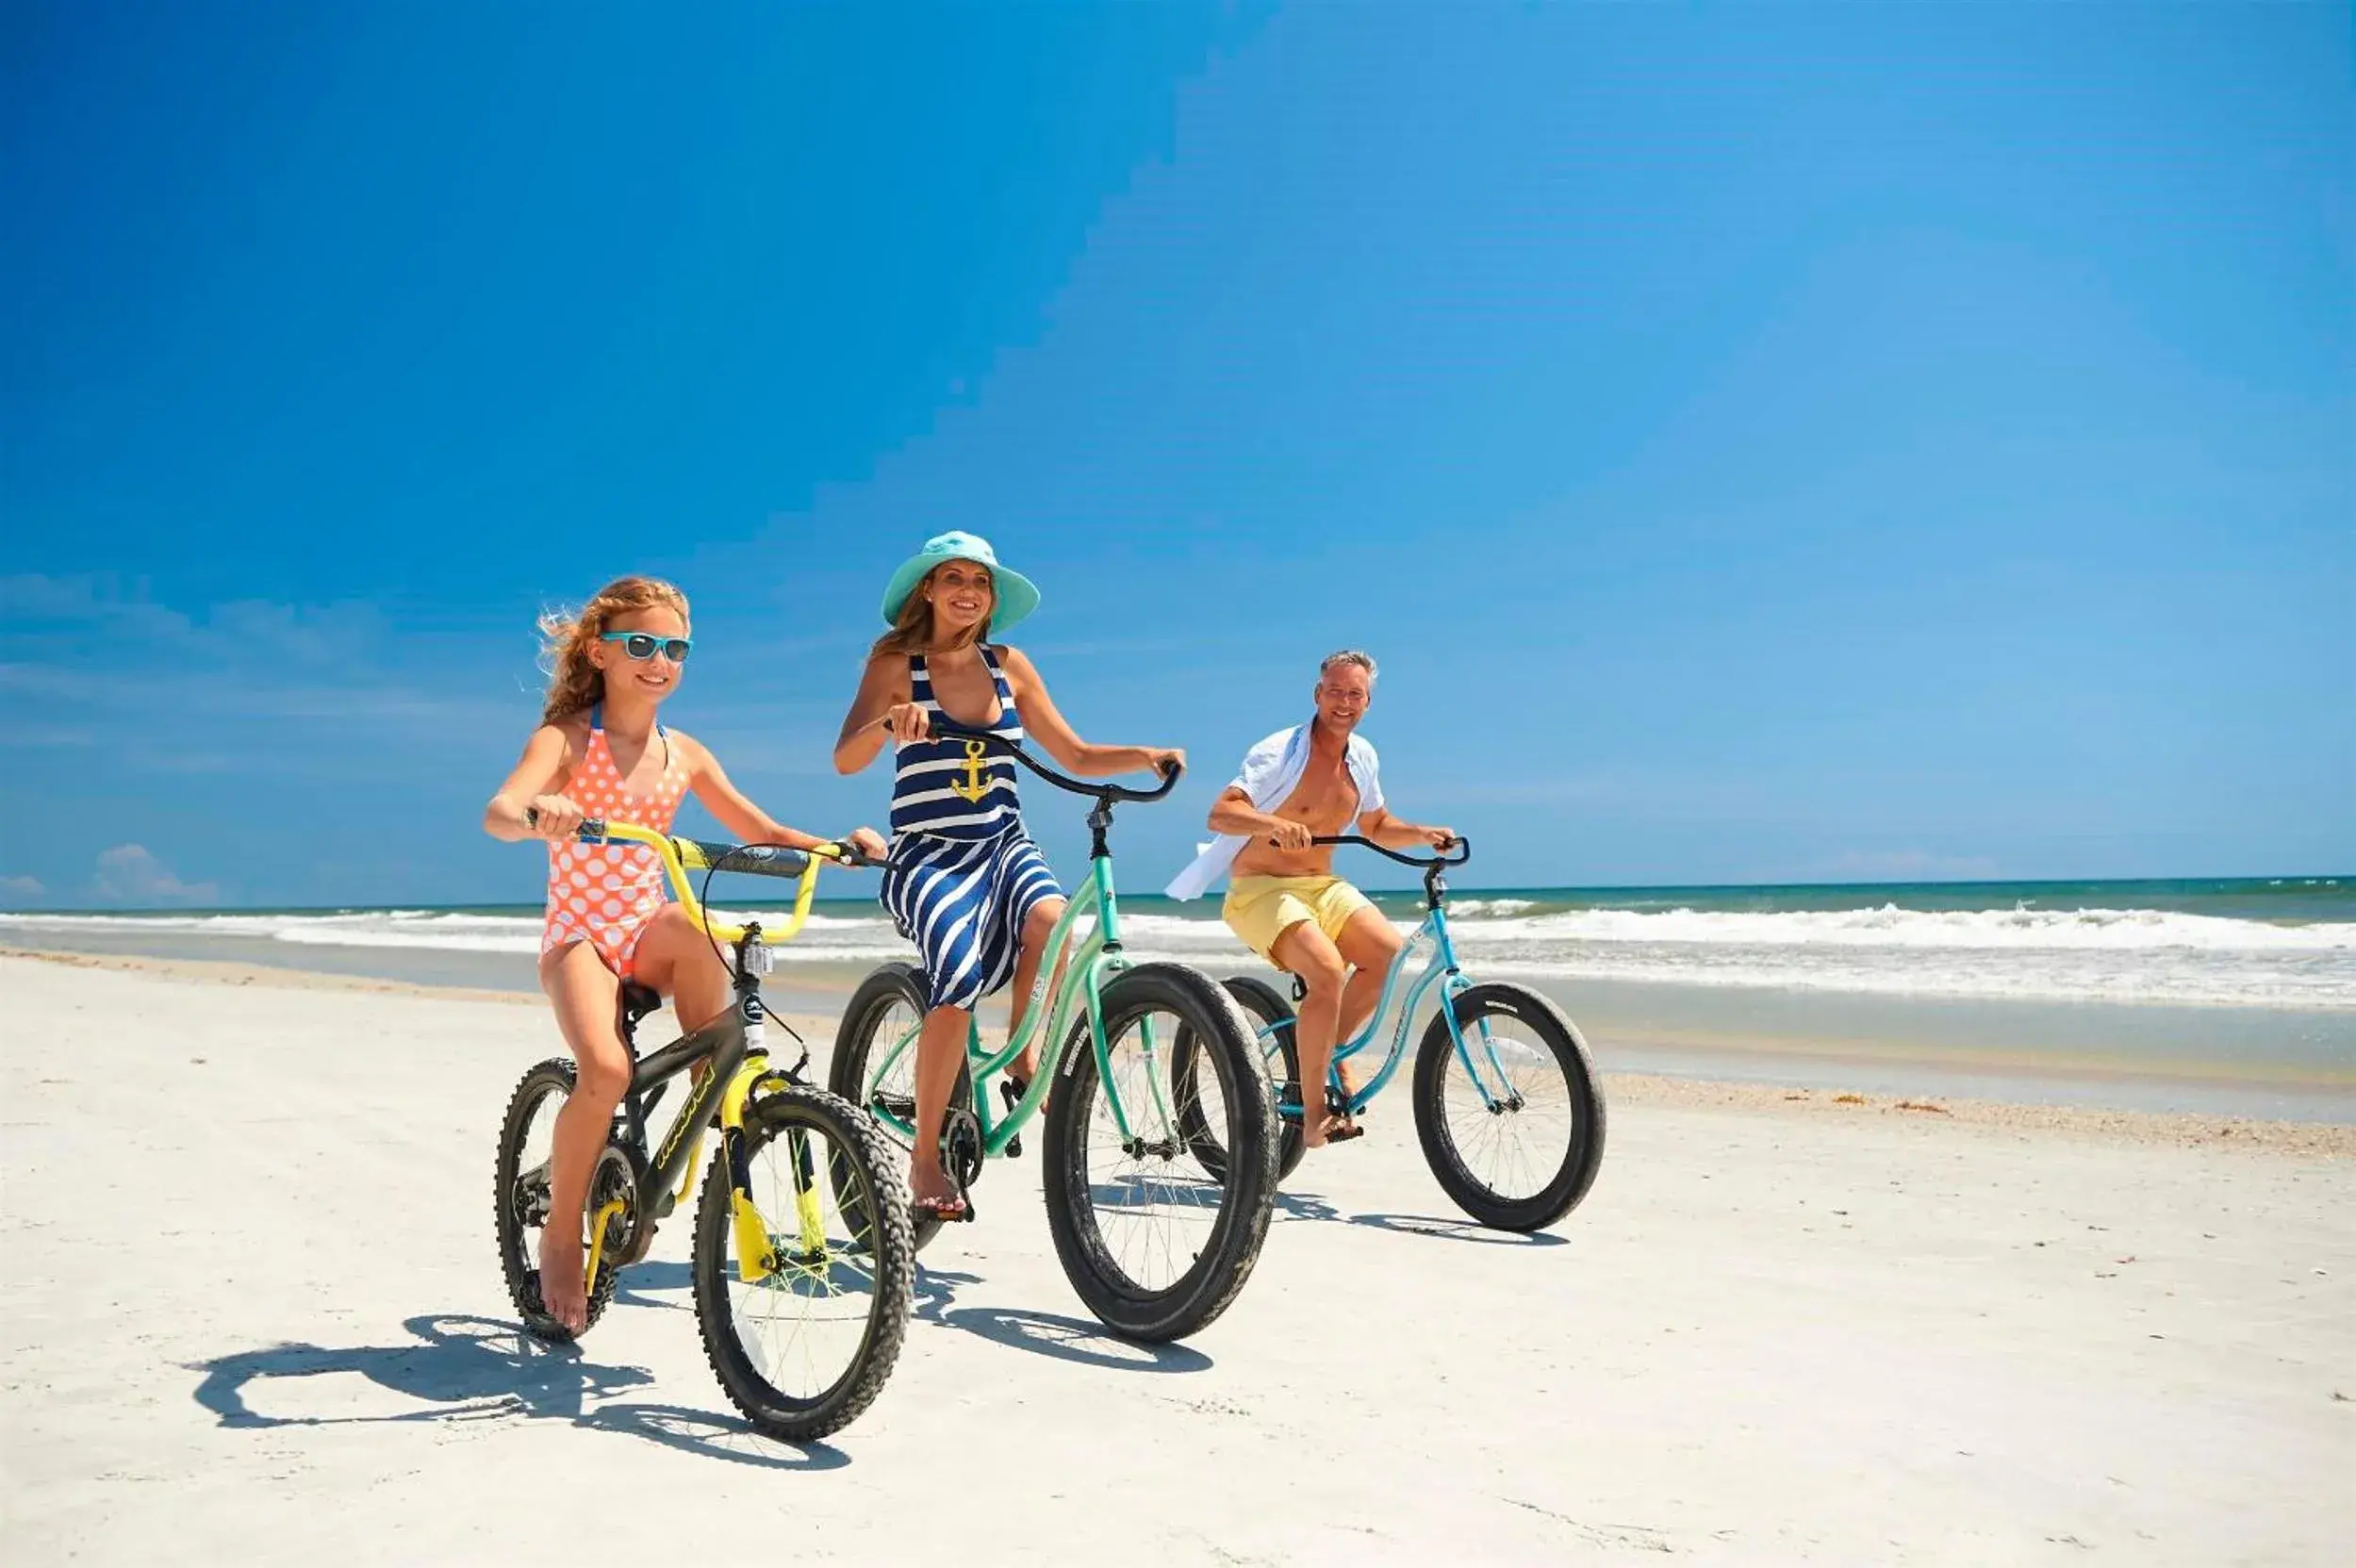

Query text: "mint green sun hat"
[879, 531, 1040, 635]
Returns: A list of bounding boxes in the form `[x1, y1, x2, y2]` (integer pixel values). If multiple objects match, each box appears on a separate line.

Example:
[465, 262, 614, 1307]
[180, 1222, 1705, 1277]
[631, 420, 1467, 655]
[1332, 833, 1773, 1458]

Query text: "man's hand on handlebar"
[837, 826, 890, 865]
[1263, 817, 1315, 851]
[1424, 826, 1460, 851]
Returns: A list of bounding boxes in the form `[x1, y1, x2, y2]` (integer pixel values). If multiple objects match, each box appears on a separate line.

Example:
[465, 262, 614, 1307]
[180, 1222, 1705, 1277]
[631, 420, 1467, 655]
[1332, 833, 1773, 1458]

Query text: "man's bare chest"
[1273, 761, 1359, 833]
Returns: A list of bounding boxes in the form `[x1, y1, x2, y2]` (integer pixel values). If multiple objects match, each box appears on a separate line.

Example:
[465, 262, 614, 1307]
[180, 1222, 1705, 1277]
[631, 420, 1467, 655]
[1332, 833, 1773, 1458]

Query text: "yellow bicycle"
[493, 820, 914, 1441]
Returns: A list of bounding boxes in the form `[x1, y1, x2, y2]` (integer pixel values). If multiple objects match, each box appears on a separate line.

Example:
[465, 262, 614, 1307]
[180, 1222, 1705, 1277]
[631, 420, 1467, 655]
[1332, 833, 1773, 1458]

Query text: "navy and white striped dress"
[881, 647, 1063, 1012]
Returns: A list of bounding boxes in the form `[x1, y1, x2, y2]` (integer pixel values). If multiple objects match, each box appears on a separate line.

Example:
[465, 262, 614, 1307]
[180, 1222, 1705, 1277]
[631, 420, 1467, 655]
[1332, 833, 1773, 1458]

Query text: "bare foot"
[910, 1162, 968, 1220]
[536, 1227, 588, 1335]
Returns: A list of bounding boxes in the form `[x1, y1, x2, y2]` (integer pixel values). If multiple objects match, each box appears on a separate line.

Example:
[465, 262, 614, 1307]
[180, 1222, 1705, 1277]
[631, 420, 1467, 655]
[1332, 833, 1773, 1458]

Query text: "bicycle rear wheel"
[828, 962, 970, 1254]
[1170, 975, 1306, 1184]
[493, 1059, 621, 1342]
[1042, 964, 1276, 1342]
[1410, 984, 1607, 1232]
[691, 1085, 915, 1442]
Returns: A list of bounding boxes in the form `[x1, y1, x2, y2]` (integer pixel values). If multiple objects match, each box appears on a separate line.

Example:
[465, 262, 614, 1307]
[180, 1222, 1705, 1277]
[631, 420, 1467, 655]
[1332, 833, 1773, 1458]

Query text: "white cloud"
[0, 874, 44, 903]
[0, 572, 192, 639]
[0, 573, 383, 664]
[91, 844, 219, 905]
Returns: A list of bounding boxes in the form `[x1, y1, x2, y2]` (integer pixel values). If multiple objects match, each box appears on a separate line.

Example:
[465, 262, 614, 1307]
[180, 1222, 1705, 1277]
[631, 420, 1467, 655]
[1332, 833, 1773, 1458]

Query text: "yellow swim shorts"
[1221, 875, 1377, 965]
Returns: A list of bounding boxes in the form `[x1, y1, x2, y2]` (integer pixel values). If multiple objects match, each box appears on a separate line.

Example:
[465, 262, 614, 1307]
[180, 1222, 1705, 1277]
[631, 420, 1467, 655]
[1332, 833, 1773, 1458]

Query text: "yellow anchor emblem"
[947, 738, 992, 804]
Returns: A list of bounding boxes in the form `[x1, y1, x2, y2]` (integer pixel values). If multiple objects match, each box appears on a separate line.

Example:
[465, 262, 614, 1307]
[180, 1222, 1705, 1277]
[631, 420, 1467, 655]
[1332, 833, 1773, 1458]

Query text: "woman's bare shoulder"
[861, 650, 914, 690]
[993, 643, 1041, 685]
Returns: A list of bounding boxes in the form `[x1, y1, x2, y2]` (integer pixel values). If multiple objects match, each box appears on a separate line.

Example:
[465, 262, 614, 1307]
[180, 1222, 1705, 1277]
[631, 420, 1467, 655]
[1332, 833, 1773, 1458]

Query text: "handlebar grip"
[1300, 833, 1470, 868]
[688, 840, 813, 879]
[521, 806, 609, 842]
[1107, 758, 1184, 802]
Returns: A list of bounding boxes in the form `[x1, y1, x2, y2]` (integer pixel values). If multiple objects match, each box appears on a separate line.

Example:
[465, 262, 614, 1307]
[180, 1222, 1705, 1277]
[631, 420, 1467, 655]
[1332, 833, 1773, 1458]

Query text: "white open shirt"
[1163, 723, 1385, 901]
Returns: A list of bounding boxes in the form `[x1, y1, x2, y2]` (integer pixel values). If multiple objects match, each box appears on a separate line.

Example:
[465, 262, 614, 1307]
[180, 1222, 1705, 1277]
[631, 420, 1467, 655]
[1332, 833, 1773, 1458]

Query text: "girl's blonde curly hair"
[537, 576, 691, 724]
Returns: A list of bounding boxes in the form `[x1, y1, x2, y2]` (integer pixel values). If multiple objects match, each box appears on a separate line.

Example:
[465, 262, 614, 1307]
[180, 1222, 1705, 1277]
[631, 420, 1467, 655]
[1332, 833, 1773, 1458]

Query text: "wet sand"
[11, 937, 2352, 1125]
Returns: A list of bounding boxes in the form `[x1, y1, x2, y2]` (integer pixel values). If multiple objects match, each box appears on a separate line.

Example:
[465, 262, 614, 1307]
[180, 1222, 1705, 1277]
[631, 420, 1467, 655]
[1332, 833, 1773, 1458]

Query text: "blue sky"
[4, 3, 2349, 910]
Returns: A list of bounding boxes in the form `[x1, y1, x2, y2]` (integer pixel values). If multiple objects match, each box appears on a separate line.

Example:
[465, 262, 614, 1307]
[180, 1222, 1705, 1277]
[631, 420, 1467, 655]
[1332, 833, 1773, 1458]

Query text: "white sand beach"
[3, 950, 2351, 1565]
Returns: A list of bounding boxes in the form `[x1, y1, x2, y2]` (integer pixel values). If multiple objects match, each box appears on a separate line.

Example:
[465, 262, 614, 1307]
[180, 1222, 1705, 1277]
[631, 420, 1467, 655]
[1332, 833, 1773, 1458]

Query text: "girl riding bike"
[484, 575, 886, 1334]
[832, 533, 1182, 1223]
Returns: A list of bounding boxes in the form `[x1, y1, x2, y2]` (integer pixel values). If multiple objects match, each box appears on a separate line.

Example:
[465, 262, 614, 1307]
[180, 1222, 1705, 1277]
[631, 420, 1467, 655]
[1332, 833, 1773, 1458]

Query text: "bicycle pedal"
[998, 1080, 1025, 1159]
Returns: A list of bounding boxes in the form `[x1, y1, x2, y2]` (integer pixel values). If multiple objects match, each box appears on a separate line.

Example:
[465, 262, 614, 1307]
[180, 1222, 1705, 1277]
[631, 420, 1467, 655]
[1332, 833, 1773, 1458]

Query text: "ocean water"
[8, 876, 2351, 1118]
[8, 876, 2349, 1011]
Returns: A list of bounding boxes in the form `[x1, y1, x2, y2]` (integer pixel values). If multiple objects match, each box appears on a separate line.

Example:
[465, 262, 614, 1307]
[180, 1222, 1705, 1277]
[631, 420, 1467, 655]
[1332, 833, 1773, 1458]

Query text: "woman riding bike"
[832, 533, 1183, 1223]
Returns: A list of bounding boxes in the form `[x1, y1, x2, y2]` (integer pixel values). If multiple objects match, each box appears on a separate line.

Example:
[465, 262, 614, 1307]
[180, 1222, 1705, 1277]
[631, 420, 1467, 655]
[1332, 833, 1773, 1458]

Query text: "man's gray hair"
[1319, 649, 1377, 682]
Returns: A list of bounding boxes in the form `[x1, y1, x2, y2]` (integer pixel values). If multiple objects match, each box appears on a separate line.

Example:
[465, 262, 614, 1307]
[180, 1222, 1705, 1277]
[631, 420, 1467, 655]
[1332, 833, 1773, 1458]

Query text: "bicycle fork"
[583, 1047, 825, 1297]
[1439, 974, 1522, 1112]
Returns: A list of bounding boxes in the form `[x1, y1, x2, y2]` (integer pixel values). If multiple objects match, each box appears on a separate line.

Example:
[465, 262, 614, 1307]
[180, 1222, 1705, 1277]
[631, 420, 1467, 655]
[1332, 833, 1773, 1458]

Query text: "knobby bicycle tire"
[493, 1058, 620, 1342]
[690, 1085, 915, 1442]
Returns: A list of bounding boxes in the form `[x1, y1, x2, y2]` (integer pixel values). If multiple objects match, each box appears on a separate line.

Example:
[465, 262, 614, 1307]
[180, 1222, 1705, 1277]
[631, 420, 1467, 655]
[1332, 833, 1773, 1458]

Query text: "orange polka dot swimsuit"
[540, 706, 687, 980]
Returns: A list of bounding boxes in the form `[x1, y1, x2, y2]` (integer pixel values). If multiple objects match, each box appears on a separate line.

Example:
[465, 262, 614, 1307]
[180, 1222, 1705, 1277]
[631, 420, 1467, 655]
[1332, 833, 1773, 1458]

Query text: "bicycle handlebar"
[1308, 833, 1472, 869]
[923, 718, 1182, 803]
[521, 808, 877, 947]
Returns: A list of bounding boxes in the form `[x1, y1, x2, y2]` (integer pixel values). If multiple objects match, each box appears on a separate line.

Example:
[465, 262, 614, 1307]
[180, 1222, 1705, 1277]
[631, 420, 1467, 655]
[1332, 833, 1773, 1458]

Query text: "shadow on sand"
[1274, 1190, 1569, 1247]
[189, 1312, 848, 1470]
[912, 1265, 1213, 1374]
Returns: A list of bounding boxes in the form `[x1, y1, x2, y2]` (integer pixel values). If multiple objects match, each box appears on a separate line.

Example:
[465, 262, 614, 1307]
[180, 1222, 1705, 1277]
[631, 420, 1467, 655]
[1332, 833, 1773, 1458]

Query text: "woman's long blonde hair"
[870, 565, 991, 658]
[538, 576, 691, 723]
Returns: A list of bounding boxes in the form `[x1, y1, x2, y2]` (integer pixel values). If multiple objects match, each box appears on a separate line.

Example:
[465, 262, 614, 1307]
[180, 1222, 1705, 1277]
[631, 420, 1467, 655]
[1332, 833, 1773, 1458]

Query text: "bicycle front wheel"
[1042, 964, 1277, 1342]
[690, 1085, 915, 1442]
[1410, 983, 1607, 1232]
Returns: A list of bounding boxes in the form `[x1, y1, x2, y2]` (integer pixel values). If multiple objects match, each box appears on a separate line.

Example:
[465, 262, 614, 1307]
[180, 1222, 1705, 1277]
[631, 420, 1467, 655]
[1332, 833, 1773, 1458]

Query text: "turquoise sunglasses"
[600, 631, 693, 663]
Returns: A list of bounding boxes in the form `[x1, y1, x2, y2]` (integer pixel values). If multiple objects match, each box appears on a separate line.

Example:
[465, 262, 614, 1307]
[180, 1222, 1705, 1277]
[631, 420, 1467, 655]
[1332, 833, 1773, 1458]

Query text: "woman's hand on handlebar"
[838, 826, 890, 865]
[881, 702, 931, 745]
[1143, 746, 1185, 780]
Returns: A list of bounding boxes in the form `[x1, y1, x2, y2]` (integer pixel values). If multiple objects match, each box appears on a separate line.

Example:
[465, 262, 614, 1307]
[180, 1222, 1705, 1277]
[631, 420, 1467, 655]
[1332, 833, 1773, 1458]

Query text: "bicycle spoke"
[1078, 1008, 1228, 1296]
[721, 1116, 880, 1404]
[862, 999, 925, 1151]
[1440, 1018, 1575, 1204]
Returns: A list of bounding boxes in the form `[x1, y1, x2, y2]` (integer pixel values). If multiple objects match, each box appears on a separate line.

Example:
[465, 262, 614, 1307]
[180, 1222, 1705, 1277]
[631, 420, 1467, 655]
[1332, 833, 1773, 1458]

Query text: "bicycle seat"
[616, 982, 664, 1038]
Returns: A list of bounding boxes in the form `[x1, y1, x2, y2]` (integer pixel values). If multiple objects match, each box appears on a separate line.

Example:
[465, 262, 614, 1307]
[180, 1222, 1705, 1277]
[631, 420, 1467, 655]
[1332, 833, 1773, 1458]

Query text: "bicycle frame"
[1254, 848, 1524, 1117]
[565, 821, 856, 1294]
[854, 728, 1188, 1163]
[856, 846, 1182, 1157]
